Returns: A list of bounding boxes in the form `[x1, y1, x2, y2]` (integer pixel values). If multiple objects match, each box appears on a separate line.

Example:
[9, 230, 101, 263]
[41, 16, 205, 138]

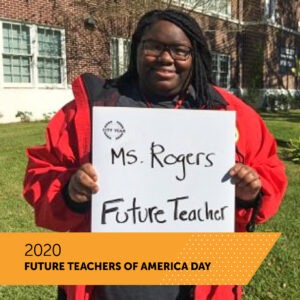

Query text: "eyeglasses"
[141, 40, 192, 61]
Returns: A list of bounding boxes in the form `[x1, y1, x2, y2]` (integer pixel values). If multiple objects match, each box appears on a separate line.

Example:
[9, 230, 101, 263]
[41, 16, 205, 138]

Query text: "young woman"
[23, 9, 287, 300]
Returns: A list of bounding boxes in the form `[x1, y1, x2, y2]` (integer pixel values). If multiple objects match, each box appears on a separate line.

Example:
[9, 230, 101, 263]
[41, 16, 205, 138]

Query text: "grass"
[0, 111, 299, 299]
[0, 122, 57, 299]
[0, 122, 47, 232]
[243, 110, 300, 300]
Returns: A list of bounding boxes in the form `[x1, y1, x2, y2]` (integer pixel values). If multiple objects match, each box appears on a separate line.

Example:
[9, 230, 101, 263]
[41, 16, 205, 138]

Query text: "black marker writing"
[151, 142, 215, 181]
[111, 148, 138, 165]
[101, 198, 167, 225]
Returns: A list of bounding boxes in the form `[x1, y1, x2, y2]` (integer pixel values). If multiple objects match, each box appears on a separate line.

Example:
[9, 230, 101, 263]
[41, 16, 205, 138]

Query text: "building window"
[279, 47, 296, 74]
[37, 28, 62, 84]
[211, 52, 231, 88]
[178, 0, 231, 16]
[2, 23, 31, 83]
[110, 37, 131, 78]
[1, 21, 66, 86]
[265, 0, 277, 21]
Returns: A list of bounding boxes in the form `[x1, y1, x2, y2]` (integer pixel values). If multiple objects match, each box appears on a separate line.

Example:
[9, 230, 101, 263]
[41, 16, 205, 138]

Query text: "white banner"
[92, 107, 236, 232]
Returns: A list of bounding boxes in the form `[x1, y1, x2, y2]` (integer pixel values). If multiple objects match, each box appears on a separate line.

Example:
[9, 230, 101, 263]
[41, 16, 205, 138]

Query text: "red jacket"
[23, 74, 287, 300]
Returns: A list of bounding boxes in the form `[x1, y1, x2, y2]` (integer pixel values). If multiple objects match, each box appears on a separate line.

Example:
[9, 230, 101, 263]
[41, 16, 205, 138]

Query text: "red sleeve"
[23, 101, 91, 232]
[235, 109, 287, 231]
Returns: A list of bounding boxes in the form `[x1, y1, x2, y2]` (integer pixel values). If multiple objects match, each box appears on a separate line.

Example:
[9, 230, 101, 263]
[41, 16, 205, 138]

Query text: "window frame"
[264, 0, 277, 22]
[278, 47, 296, 75]
[211, 52, 231, 89]
[36, 27, 65, 86]
[110, 37, 131, 78]
[0, 20, 67, 88]
[0, 22, 33, 87]
[176, 0, 231, 18]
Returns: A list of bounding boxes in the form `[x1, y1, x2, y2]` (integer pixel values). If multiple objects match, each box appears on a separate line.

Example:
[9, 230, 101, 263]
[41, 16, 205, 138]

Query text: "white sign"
[92, 107, 236, 232]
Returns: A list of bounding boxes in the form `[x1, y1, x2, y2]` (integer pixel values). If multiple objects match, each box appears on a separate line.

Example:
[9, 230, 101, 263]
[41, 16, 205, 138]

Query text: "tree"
[52, 0, 169, 79]
[51, 0, 234, 80]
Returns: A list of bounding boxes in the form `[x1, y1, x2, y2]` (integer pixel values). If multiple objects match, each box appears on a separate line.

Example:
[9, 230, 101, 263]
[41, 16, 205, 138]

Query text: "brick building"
[0, 0, 299, 122]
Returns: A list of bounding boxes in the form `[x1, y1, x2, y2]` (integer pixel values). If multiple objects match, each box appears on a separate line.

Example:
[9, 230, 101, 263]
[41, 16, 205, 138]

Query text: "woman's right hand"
[68, 163, 99, 203]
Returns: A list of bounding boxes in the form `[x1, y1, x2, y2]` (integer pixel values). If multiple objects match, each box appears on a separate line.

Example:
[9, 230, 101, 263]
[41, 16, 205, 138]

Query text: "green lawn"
[243, 111, 300, 300]
[0, 122, 57, 299]
[0, 111, 299, 299]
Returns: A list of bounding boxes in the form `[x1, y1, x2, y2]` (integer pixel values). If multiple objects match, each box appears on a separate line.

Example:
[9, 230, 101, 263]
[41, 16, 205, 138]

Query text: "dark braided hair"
[119, 9, 214, 108]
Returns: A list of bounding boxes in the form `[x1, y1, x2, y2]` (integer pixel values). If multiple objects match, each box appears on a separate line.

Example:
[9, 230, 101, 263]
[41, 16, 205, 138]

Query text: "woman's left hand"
[229, 163, 262, 201]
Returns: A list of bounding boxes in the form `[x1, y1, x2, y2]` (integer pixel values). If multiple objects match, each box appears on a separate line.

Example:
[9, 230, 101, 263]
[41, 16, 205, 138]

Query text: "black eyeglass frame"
[140, 39, 193, 61]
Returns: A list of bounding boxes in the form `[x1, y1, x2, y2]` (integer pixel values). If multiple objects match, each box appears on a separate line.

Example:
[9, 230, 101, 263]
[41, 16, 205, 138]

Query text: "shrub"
[263, 93, 291, 112]
[284, 137, 300, 163]
[15, 111, 32, 122]
[290, 94, 300, 109]
[42, 111, 56, 122]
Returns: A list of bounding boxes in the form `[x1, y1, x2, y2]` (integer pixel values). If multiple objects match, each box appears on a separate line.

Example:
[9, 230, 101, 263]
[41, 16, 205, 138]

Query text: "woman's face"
[137, 20, 193, 99]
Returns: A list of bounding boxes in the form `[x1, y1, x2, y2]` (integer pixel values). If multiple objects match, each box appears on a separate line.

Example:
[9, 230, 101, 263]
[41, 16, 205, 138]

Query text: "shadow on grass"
[276, 139, 290, 149]
[260, 111, 300, 123]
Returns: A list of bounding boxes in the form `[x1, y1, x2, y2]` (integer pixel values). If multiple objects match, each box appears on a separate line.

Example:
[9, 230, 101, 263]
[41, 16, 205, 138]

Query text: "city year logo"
[103, 121, 126, 140]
